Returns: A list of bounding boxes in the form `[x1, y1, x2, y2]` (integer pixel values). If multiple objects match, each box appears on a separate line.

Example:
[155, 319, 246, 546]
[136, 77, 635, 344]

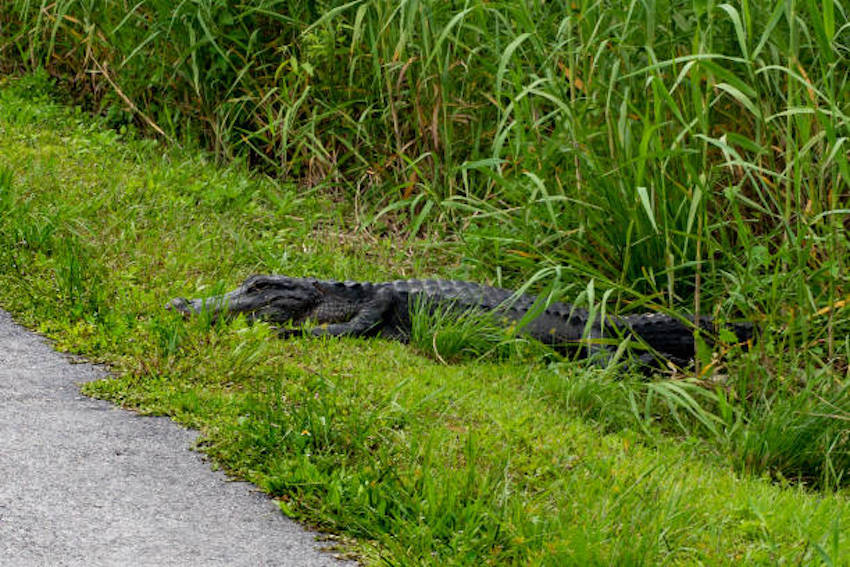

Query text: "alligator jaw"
[165, 293, 233, 321]
[166, 297, 198, 317]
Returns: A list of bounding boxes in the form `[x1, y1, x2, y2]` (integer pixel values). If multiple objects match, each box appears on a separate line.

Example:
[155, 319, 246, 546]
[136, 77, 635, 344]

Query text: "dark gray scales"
[167, 274, 752, 368]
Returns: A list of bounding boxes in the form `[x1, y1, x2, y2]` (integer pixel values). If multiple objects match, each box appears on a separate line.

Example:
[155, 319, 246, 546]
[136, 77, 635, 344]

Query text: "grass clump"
[733, 381, 850, 489]
[407, 296, 535, 363]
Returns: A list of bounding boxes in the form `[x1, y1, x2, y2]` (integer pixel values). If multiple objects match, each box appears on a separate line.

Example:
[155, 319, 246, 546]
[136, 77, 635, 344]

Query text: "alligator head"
[166, 275, 323, 325]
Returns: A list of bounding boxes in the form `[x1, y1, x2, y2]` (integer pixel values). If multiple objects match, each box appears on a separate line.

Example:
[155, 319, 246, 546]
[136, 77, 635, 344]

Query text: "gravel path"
[0, 309, 348, 566]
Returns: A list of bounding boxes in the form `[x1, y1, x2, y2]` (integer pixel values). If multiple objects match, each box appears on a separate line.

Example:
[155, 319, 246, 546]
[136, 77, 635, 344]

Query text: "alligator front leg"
[280, 287, 396, 339]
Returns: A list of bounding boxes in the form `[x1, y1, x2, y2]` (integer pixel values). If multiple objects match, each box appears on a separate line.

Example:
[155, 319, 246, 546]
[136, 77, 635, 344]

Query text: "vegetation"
[0, 0, 848, 563]
[0, 69, 847, 566]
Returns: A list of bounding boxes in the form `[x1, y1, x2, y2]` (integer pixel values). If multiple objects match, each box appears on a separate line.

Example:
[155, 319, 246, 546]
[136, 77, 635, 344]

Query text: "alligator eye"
[245, 276, 270, 293]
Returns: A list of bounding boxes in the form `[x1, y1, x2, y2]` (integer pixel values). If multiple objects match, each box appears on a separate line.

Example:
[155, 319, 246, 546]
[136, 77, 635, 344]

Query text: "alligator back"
[373, 279, 593, 345]
[376, 279, 529, 312]
[620, 313, 704, 361]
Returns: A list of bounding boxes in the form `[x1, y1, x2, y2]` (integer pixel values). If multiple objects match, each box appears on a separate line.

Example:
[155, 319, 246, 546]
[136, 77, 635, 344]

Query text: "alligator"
[167, 275, 752, 368]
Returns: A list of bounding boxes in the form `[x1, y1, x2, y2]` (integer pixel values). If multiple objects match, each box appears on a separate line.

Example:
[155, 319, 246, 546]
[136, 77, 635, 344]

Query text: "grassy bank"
[0, 77, 848, 564]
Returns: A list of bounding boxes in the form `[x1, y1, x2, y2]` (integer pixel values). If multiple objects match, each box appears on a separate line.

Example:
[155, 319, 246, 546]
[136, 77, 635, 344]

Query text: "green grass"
[1, 0, 849, 561]
[407, 295, 540, 363]
[0, 76, 848, 565]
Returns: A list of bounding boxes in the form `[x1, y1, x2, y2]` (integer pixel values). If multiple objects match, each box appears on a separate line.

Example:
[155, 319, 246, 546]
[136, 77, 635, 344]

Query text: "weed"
[0, 166, 14, 216]
[408, 295, 530, 363]
[733, 381, 850, 489]
[149, 311, 188, 358]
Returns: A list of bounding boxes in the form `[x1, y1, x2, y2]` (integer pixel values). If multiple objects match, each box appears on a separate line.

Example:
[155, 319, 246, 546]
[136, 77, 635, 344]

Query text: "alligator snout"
[166, 297, 196, 317]
[166, 294, 233, 322]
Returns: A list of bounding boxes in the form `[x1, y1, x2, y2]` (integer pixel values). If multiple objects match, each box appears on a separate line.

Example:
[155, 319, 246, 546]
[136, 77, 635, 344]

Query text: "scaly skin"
[167, 274, 752, 367]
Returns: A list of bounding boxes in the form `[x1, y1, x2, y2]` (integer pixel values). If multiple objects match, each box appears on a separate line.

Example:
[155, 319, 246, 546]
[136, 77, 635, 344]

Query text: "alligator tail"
[622, 314, 753, 362]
